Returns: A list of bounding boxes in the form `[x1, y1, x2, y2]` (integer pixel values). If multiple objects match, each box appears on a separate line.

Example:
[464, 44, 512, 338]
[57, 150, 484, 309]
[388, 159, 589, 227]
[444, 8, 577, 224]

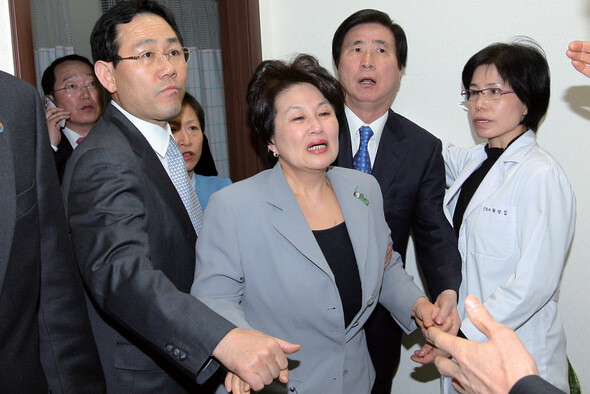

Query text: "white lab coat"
[442, 130, 575, 393]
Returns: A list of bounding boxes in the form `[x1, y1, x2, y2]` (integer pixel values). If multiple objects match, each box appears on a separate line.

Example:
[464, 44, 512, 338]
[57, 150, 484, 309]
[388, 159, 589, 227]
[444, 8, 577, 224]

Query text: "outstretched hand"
[567, 40, 590, 77]
[428, 296, 538, 393]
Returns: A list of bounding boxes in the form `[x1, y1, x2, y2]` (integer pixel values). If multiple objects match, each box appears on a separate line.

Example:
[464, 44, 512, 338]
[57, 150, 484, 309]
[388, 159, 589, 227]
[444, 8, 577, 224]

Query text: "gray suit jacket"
[192, 164, 424, 393]
[62, 103, 235, 393]
[0, 71, 104, 392]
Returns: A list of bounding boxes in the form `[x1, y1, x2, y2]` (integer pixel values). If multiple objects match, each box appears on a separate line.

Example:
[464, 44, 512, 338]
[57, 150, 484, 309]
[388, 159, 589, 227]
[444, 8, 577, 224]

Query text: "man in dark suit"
[41, 54, 103, 182]
[62, 1, 298, 392]
[0, 70, 105, 392]
[332, 9, 462, 393]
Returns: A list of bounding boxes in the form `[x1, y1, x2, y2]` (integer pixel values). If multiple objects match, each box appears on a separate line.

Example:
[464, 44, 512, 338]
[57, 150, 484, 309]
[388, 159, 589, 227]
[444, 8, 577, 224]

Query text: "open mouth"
[308, 143, 327, 152]
[359, 77, 376, 85]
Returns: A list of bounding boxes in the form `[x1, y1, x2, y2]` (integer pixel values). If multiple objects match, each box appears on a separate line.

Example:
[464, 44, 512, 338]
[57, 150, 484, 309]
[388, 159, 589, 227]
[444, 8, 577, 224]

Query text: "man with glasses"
[62, 1, 298, 392]
[332, 10, 462, 393]
[42, 54, 103, 182]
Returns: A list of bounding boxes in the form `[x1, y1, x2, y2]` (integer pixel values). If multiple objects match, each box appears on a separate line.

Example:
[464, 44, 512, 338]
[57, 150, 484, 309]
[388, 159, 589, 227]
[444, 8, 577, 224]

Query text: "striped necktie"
[166, 134, 203, 234]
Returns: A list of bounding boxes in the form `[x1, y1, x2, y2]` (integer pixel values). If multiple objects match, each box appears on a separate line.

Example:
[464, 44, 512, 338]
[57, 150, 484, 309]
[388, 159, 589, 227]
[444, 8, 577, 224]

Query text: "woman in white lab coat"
[442, 40, 575, 392]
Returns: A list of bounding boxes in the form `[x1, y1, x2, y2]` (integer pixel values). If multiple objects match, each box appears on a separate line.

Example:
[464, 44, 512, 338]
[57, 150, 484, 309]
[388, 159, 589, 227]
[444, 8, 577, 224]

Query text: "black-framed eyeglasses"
[461, 87, 515, 102]
[55, 81, 99, 94]
[114, 47, 191, 68]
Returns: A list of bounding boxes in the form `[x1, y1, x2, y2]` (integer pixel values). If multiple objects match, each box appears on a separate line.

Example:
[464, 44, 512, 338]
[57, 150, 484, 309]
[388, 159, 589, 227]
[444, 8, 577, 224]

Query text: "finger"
[275, 338, 301, 355]
[434, 300, 452, 325]
[415, 342, 434, 356]
[234, 373, 251, 394]
[434, 356, 462, 381]
[463, 296, 498, 340]
[278, 368, 289, 384]
[224, 372, 232, 392]
[569, 40, 590, 53]
[572, 61, 590, 77]
[439, 315, 453, 332]
[427, 326, 460, 356]
[452, 378, 471, 394]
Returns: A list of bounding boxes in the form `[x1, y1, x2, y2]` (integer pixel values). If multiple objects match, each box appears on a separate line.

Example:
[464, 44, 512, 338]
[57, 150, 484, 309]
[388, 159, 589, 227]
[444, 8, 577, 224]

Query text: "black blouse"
[313, 222, 362, 328]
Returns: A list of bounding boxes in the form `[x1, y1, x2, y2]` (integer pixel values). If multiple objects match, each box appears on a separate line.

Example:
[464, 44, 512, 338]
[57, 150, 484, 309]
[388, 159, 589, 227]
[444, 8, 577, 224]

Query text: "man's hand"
[566, 40, 590, 77]
[212, 328, 300, 392]
[429, 296, 538, 394]
[45, 105, 70, 146]
[411, 290, 458, 364]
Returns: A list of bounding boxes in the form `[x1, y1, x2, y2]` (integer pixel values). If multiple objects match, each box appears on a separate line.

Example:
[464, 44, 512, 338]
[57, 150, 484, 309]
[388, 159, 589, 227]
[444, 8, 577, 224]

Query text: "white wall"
[260, 1, 590, 392]
[0, 0, 14, 74]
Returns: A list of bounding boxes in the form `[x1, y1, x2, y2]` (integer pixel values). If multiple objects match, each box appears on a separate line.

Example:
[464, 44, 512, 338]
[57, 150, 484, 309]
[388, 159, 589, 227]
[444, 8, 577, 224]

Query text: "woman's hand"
[224, 371, 251, 394]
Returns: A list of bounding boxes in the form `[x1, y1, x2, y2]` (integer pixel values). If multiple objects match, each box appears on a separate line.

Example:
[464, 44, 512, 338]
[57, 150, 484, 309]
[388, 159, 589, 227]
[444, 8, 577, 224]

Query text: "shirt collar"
[62, 126, 83, 148]
[344, 105, 388, 145]
[111, 100, 172, 159]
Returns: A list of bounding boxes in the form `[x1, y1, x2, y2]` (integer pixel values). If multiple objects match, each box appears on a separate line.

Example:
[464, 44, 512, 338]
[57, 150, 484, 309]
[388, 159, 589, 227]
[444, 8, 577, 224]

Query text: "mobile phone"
[44, 97, 66, 128]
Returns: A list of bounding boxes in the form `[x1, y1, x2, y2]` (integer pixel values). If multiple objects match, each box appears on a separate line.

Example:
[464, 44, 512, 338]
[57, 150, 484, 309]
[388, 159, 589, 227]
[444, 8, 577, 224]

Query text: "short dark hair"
[332, 9, 407, 70]
[462, 38, 550, 132]
[247, 54, 345, 146]
[41, 54, 94, 95]
[181, 92, 206, 133]
[90, 0, 183, 67]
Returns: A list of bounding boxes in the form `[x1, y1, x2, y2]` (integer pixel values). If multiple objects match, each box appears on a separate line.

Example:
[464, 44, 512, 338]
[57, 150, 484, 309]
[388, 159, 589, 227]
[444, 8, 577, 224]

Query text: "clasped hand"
[411, 289, 461, 364]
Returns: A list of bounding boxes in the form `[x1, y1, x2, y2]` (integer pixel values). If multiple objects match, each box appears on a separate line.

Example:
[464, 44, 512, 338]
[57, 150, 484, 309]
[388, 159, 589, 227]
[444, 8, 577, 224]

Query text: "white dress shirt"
[344, 105, 388, 167]
[111, 100, 174, 176]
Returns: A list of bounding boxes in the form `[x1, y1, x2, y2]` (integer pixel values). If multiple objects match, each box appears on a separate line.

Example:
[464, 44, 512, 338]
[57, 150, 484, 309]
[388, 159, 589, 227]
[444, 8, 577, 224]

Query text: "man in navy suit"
[0, 70, 105, 392]
[332, 9, 462, 393]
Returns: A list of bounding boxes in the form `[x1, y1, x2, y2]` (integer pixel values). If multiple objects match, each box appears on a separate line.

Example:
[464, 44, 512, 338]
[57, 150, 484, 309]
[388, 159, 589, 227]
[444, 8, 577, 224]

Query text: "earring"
[273, 151, 279, 158]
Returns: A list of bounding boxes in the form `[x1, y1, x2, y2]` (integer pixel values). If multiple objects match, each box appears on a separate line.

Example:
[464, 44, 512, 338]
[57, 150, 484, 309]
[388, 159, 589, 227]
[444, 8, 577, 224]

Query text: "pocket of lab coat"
[473, 204, 517, 260]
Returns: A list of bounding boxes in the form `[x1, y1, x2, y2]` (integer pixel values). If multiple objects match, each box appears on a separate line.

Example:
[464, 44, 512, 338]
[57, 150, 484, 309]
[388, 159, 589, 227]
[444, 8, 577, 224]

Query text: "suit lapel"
[370, 110, 408, 191]
[266, 164, 334, 278]
[106, 106, 197, 246]
[0, 118, 16, 296]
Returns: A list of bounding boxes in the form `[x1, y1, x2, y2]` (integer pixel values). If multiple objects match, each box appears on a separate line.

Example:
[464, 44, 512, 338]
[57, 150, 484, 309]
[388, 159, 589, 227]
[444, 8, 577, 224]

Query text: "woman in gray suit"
[191, 54, 443, 393]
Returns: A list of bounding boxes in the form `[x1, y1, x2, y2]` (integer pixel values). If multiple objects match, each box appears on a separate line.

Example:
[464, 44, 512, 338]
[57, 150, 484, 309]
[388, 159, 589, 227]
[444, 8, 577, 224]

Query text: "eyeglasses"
[461, 88, 515, 102]
[55, 81, 99, 94]
[115, 47, 191, 68]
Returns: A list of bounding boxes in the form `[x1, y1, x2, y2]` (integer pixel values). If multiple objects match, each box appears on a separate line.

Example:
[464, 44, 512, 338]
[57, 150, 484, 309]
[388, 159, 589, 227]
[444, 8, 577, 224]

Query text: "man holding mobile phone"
[42, 54, 103, 182]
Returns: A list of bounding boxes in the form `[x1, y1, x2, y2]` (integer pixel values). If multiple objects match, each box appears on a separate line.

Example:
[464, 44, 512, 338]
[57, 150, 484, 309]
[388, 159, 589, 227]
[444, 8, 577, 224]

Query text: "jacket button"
[335, 346, 343, 354]
[367, 296, 375, 306]
[343, 369, 348, 377]
[179, 351, 187, 360]
[173, 348, 181, 357]
[165, 344, 174, 352]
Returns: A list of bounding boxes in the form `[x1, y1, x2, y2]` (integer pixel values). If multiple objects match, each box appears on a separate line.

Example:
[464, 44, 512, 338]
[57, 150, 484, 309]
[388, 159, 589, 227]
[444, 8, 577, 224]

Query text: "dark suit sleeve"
[509, 375, 565, 394]
[65, 146, 234, 382]
[412, 139, 461, 299]
[31, 82, 106, 392]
